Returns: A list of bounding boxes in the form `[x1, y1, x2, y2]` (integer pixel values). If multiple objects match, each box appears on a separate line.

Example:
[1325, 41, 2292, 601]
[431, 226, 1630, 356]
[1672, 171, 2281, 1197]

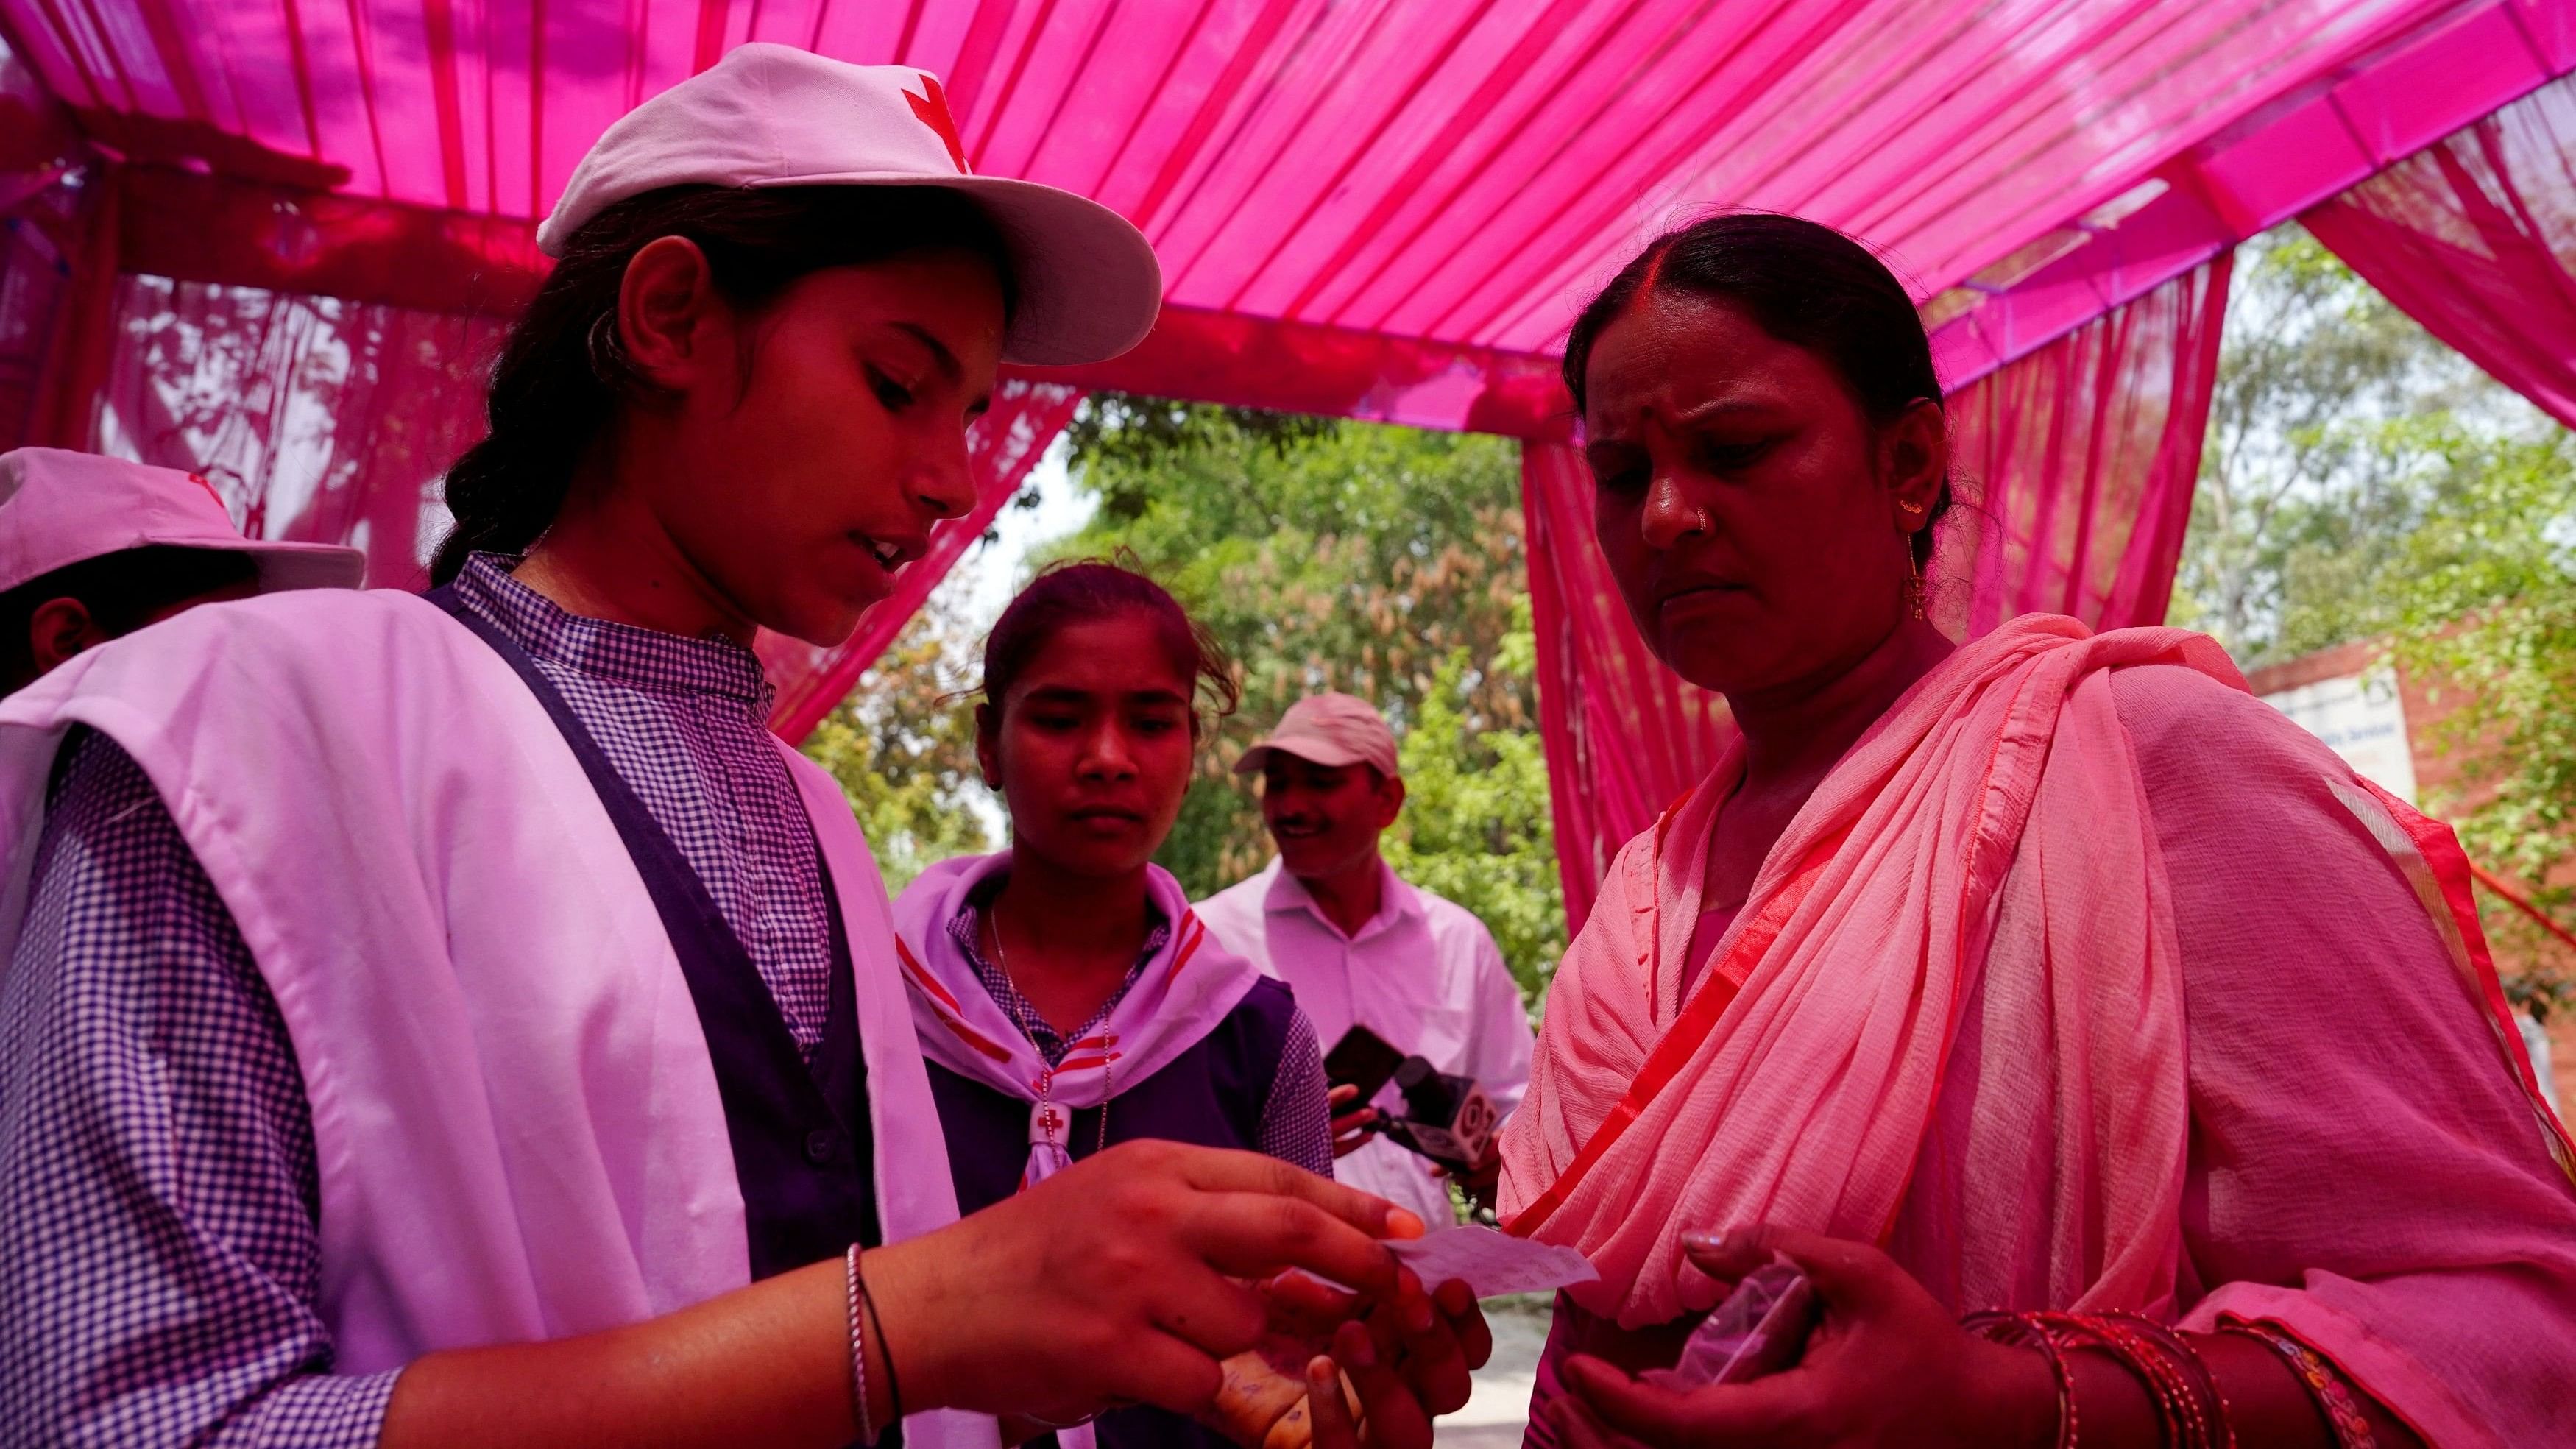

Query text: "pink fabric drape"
[0, 0, 2474, 361]
[96, 274, 506, 590]
[2303, 71, 2576, 428]
[757, 378, 1082, 742]
[0, 174, 82, 451]
[1942, 255, 2233, 640]
[1524, 260, 2232, 926]
[85, 271, 1078, 736]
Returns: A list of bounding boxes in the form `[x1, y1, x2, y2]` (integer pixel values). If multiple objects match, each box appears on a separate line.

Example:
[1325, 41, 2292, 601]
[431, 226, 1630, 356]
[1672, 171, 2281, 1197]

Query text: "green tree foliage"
[2173, 227, 2499, 664]
[2173, 225, 2576, 1008]
[1381, 634, 1565, 1005]
[799, 599, 994, 895]
[1055, 396, 1568, 1004]
[2382, 436, 2576, 1005]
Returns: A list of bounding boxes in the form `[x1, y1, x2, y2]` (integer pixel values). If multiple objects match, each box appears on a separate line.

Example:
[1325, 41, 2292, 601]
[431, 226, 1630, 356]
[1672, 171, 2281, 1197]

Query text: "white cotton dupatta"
[894, 851, 1262, 1187]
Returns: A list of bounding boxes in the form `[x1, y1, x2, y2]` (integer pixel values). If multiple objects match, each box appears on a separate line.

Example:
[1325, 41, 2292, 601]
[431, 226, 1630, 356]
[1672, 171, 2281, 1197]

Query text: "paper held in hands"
[1388, 1226, 1599, 1299]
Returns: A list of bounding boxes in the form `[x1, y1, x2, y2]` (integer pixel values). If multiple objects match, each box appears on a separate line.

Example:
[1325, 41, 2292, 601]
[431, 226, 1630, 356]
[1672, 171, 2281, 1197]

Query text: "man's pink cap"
[1234, 692, 1401, 779]
[538, 43, 1162, 367]
[0, 448, 367, 597]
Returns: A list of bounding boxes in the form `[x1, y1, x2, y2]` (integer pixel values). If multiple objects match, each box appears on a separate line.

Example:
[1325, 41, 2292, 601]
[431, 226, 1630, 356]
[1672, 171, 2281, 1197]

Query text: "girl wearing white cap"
[0, 46, 1476, 1449]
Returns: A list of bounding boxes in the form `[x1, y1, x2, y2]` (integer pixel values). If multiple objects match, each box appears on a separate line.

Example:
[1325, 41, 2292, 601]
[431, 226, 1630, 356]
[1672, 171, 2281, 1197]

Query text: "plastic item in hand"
[1640, 1255, 1817, 1389]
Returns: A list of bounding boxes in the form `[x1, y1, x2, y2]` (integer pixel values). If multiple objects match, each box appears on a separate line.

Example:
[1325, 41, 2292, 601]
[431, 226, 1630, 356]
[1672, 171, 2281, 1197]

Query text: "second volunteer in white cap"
[1198, 695, 1535, 1228]
[0, 45, 1480, 1449]
[0, 447, 364, 692]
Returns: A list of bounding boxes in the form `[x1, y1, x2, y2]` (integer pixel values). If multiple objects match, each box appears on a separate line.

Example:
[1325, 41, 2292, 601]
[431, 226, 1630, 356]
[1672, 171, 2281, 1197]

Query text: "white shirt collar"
[1260, 854, 1418, 941]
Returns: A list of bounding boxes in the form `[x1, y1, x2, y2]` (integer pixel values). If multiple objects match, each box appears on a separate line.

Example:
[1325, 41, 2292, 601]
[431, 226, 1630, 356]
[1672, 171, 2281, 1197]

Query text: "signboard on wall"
[2260, 667, 2417, 805]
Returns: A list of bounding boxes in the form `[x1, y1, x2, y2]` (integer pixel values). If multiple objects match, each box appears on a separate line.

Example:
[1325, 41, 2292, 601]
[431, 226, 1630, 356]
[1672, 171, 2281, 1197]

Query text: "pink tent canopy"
[3, 0, 2574, 910]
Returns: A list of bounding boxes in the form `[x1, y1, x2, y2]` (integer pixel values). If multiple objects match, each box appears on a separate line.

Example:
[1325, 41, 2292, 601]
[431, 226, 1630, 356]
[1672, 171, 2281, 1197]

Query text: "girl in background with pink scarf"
[1505, 214, 2576, 1449]
[896, 561, 1394, 1449]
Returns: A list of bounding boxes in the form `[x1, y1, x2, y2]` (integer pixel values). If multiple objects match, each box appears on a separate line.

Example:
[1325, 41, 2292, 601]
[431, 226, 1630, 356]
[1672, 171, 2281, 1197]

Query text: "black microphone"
[1377, 1055, 1497, 1175]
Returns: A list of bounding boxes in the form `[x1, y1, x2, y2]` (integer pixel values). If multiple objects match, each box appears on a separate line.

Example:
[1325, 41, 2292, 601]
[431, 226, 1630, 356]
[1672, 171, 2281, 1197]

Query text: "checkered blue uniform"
[0, 556, 847, 1445]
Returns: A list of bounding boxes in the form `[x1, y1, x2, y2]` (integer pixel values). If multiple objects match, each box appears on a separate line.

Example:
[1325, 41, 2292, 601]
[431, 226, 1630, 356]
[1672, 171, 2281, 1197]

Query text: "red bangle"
[2222, 1323, 2378, 1449]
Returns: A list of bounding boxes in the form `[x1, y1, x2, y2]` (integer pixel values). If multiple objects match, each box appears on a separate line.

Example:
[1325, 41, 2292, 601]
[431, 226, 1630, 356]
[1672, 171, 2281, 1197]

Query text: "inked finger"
[1305, 1355, 1361, 1449]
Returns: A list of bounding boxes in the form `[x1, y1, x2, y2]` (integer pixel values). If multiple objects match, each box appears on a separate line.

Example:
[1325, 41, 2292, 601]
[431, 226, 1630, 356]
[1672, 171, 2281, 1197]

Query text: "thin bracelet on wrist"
[846, 1244, 878, 1445]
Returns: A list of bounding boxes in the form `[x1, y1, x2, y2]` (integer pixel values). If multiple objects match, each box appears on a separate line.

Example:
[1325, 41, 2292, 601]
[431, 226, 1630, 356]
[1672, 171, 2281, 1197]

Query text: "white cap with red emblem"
[537, 43, 1162, 367]
[0, 448, 368, 596]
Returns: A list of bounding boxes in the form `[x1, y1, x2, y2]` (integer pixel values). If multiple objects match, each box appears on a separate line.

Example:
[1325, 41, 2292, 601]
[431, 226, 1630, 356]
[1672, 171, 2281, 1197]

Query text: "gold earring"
[1905, 547, 1928, 621]
[1900, 498, 1927, 516]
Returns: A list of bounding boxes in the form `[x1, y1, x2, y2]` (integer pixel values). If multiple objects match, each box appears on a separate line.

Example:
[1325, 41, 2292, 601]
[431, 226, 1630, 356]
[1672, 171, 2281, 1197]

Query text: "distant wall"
[2248, 641, 2572, 1119]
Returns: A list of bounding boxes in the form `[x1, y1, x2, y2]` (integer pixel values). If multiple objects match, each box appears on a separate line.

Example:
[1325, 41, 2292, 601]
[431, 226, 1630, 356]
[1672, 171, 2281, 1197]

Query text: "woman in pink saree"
[1504, 214, 2576, 1449]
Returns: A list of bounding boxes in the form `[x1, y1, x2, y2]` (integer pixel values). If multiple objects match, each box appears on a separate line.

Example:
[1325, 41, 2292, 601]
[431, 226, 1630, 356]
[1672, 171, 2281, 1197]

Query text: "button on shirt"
[1195, 858, 1534, 1227]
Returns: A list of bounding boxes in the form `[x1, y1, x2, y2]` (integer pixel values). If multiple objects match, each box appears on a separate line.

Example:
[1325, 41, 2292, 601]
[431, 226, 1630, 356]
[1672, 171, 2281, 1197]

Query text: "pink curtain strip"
[0, 0, 2502, 366]
[757, 378, 1083, 743]
[1930, 0, 2576, 390]
[2303, 71, 2576, 428]
[1526, 258, 2232, 925]
[91, 274, 507, 589]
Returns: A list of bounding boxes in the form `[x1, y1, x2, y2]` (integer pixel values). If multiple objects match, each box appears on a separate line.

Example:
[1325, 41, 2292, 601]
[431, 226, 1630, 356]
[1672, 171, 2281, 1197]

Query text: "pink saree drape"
[1501, 617, 2229, 1329]
[1504, 619, 2576, 1445]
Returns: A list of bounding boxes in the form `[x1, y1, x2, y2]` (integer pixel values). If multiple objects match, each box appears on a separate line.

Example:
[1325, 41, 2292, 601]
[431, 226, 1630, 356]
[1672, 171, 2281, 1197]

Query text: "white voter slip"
[1388, 1225, 1599, 1299]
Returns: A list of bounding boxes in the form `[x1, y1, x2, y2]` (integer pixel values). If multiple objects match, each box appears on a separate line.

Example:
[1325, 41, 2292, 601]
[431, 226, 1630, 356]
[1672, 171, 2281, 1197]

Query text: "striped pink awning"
[10, 0, 2573, 416]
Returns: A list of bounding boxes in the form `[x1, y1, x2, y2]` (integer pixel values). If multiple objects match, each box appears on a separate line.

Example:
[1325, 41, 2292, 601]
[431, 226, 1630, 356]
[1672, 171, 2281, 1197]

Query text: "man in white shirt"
[1197, 691, 1535, 1227]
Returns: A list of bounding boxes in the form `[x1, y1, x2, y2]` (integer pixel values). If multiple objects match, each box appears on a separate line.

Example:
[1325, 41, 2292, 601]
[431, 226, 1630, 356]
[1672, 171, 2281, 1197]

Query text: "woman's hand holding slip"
[1544, 1226, 2424, 1449]
[1544, 1227, 2053, 1449]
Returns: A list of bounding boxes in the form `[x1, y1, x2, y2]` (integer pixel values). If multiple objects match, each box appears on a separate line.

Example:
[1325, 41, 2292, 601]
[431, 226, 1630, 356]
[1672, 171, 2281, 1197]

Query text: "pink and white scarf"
[894, 851, 1262, 1188]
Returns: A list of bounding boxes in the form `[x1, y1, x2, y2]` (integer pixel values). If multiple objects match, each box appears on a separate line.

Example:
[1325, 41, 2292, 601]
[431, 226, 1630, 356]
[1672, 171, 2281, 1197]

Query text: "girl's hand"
[866, 1140, 1422, 1423]
[1546, 1226, 2056, 1449]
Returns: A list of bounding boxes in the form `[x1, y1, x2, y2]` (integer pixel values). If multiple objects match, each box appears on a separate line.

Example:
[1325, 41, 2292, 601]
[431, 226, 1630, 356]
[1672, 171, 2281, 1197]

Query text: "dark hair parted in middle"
[1562, 211, 1951, 567]
[431, 183, 1018, 585]
[978, 559, 1240, 732]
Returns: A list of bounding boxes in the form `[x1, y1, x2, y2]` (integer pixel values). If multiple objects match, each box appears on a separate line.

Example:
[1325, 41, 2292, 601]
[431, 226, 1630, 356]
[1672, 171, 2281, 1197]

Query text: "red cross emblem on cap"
[905, 74, 969, 174]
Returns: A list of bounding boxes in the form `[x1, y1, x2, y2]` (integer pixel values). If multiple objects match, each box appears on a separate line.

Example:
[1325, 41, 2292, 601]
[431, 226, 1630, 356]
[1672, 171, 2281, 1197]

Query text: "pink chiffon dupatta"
[1501, 616, 2240, 1329]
